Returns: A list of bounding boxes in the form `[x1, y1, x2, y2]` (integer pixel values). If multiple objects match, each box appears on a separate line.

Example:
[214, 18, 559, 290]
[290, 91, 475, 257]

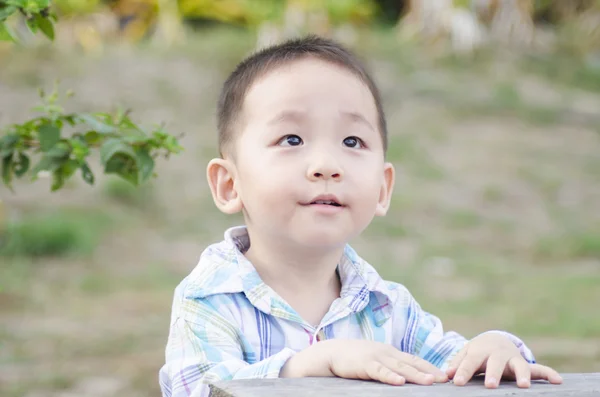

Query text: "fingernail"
[393, 374, 405, 384]
[455, 375, 465, 385]
[488, 377, 498, 387]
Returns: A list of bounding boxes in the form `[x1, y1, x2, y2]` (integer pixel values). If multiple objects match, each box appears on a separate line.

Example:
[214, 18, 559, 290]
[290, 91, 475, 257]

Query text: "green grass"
[76, 261, 184, 296]
[392, 257, 600, 339]
[523, 53, 600, 94]
[386, 134, 445, 180]
[0, 373, 75, 397]
[0, 257, 35, 302]
[445, 209, 484, 229]
[102, 177, 155, 208]
[365, 216, 409, 238]
[0, 209, 113, 258]
[448, 81, 563, 127]
[535, 229, 600, 260]
[482, 185, 506, 203]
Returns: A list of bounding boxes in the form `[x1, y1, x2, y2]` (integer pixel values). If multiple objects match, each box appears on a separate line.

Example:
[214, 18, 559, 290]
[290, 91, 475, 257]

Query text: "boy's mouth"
[303, 194, 344, 207]
[311, 200, 342, 207]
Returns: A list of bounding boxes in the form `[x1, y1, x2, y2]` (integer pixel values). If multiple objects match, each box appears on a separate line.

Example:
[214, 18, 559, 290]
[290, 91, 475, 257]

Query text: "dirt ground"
[1, 28, 599, 396]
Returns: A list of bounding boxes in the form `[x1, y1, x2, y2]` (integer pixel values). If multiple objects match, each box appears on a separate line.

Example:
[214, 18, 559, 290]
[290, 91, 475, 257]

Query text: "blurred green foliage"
[1, 84, 183, 192]
[102, 176, 154, 207]
[0, 0, 56, 42]
[0, 209, 112, 257]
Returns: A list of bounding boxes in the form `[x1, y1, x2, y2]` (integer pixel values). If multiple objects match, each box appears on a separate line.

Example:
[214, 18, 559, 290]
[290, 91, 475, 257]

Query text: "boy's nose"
[306, 157, 343, 181]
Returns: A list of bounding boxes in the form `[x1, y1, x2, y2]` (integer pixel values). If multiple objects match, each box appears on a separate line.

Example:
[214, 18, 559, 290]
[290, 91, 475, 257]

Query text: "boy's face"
[209, 57, 394, 249]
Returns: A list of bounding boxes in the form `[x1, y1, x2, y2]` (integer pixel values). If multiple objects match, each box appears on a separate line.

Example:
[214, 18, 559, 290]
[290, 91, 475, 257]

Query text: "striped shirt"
[159, 226, 535, 397]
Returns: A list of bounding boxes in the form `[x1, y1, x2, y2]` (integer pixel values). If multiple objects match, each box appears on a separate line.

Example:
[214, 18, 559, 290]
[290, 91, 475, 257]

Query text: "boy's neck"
[243, 229, 343, 327]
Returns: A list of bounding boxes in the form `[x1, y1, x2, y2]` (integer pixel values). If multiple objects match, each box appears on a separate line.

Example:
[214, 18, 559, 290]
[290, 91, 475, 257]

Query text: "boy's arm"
[159, 299, 296, 397]
[400, 290, 535, 370]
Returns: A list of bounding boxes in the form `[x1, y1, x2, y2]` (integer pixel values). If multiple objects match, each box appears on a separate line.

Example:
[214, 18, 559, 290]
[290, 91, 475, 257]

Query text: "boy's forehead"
[242, 58, 377, 123]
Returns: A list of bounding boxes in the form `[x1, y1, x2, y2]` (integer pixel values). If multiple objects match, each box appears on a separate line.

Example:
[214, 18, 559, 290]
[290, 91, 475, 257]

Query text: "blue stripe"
[255, 308, 265, 361]
[401, 302, 416, 353]
[425, 342, 454, 367]
[264, 312, 271, 358]
[255, 308, 271, 361]
[348, 286, 369, 311]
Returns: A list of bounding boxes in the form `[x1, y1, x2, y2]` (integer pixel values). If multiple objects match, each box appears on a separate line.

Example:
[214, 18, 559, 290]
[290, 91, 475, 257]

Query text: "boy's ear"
[375, 162, 395, 217]
[206, 158, 243, 214]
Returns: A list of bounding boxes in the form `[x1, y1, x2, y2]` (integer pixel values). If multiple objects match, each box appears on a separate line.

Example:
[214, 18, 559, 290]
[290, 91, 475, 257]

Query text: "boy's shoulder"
[175, 226, 250, 301]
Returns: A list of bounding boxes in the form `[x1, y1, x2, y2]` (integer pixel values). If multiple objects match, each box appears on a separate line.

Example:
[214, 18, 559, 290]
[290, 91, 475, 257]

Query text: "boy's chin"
[292, 230, 353, 249]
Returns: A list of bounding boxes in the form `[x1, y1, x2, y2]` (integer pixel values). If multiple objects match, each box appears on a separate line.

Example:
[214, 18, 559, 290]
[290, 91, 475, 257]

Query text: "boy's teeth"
[312, 200, 341, 206]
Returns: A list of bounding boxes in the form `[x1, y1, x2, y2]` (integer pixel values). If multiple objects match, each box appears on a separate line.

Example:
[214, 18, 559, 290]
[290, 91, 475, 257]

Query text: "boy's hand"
[281, 339, 448, 386]
[446, 333, 563, 389]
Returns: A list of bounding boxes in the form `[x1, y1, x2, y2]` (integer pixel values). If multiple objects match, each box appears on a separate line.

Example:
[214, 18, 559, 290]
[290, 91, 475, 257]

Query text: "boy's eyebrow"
[268, 110, 374, 132]
[267, 110, 306, 126]
[341, 110, 375, 132]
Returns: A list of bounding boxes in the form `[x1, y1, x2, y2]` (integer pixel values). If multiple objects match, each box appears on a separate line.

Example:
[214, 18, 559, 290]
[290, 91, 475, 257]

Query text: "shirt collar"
[183, 226, 394, 322]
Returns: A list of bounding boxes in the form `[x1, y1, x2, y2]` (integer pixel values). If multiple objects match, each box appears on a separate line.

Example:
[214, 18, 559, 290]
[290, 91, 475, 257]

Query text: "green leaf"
[47, 142, 71, 159]
[31, 157, 52, 176]
[69, 137, 89, 162]
[100, 138, 137, 166]
[3, 0, 27, 8]
[136, 148, 155, 183]
[0, 6, 18, 21]
[51, 170, 64, 191]
[118, 116, 143, 133]
[84, 131, 102, 146]
[80, 162, 94, 185]
[46, 158, 79, 191]
[14, 152, 30, 177]
[38, 123, 61, 152]
[0, 134, 19, 157]
[0, 21, 17, 42]
[62, 114, 77, 126]
[1, 154, 13, 190]
[37, 0, 51, 10]
[105, 153, 138, 185]
[25, 17, 38, 34]
[61, 159, 79, 179]
[35, 13, 54, 40]
[31, 143, 71, 175]
[122, 134, 149, 145]
[78, 114, 116, 134]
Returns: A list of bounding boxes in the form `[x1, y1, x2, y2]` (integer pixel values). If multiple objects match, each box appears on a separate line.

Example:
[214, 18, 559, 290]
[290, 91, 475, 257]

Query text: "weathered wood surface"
[210, 373, 600, 397]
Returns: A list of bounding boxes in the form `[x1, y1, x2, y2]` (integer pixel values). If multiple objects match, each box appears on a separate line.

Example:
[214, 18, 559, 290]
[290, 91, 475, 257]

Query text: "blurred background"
[1, 0, 599, 396]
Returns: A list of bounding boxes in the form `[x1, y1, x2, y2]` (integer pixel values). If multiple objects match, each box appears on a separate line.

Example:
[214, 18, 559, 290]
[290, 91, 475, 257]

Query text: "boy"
[159, 35, 562, 397]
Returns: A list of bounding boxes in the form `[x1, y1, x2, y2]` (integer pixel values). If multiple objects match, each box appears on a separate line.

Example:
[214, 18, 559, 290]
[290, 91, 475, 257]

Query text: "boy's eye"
[343, 136, 364, 149]
[278, 134, 303, 147]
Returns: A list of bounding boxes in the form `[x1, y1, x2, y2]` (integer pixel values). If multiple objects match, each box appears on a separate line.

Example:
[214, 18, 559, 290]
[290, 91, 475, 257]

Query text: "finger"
[484, 353, 512, 389]
[383, 359, 435, 386]
[530, 364, 564, 385]
[394, 353, 448, 383]
[446, 347, 468, 379]
[453, 352, 487, 386]
[508, 357, 532, 388]
[365, 361, 406, 386]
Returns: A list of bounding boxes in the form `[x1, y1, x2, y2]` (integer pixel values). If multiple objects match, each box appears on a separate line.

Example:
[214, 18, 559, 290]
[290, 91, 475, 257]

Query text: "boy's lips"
[300, 194, 345, 207]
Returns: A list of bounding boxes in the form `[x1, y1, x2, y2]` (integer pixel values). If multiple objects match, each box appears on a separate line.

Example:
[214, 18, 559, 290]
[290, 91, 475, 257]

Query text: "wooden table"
[210, 373, 600, 396]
